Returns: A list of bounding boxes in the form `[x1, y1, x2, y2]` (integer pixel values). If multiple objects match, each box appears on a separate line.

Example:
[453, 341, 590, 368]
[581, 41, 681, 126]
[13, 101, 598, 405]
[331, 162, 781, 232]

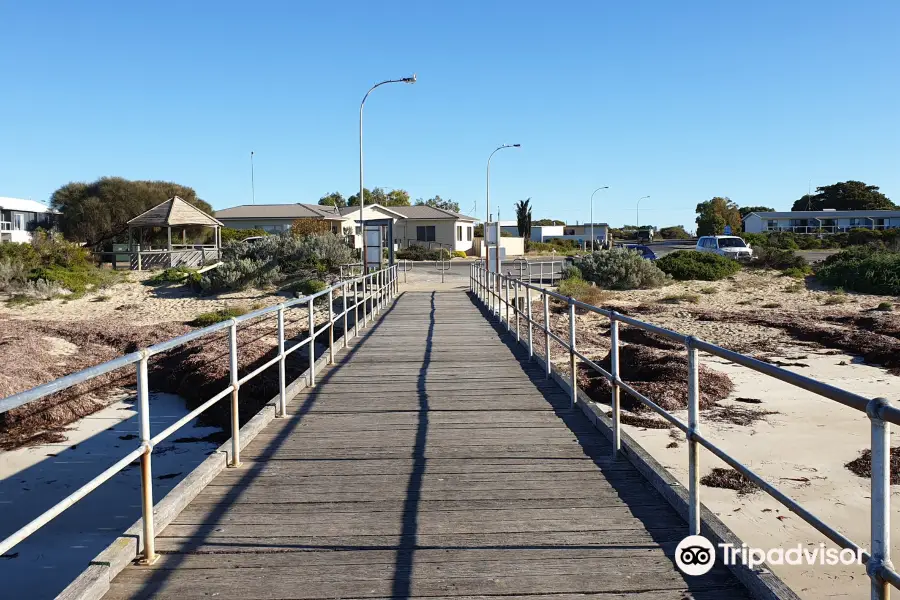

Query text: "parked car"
[695, 235, 753, 259]
[241, 236, 266, 244]
[623, 244, 658, 261]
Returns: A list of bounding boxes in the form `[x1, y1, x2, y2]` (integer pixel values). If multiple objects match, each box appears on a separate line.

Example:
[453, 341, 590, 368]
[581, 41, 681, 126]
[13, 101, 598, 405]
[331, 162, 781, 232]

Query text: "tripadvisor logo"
[675, 535, 716, 576]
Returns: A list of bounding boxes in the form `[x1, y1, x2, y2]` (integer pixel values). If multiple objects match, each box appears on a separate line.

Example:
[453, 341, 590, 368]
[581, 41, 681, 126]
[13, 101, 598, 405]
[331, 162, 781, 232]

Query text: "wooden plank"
[105, 290, 751, 600]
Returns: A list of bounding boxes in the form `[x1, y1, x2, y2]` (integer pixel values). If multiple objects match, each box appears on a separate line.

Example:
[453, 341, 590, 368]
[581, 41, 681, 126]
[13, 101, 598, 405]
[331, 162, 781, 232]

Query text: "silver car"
[695, 235, 753, 260]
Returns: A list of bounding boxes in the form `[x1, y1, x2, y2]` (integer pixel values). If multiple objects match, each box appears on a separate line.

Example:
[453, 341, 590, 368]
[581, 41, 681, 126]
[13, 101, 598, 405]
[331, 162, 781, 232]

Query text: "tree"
[384, 189, 411, 206]
[348, 187, 388, 207]
[739, 205, 775, 218]
[695, 197, 742, 236]
[790, 181, 895, 211]
[533, 218, 565, 226]
[318, 192, 346, 208]
[658, 225, 691, 239]
[51, 177, 213, 247]
[291, 219, 332, 237]
[415, 195, 460, 213]
[514, 198, 533, 239]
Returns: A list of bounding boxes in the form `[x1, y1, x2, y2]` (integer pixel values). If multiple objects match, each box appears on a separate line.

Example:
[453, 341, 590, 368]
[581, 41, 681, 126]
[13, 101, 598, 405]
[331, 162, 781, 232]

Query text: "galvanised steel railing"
[470, 262, 899, 599]
[0, 264, 399, 564]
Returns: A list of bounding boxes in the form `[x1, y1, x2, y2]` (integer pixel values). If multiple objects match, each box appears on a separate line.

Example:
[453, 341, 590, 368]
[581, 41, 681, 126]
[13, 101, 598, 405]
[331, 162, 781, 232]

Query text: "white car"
[696, 235, 753, 260]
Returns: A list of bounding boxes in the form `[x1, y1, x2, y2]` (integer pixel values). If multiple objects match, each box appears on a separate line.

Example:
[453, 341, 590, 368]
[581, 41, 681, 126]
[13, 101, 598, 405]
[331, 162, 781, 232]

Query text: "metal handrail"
[0, 264, 399, 563]
[469, 262, 897, 599]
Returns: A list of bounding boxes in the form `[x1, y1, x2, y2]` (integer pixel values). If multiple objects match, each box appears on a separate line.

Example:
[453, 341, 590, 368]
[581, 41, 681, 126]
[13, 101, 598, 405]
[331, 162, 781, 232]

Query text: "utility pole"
[250, 151, 256, 205]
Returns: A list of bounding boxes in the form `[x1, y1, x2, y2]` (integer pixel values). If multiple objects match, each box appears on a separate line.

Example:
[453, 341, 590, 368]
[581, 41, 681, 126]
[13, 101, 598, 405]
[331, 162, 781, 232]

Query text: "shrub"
[750, 247, 807, 271]
[220, 228, 268, 243]
[396, 245, 449, 261]
[570, 248, 669, 290]
[876, 302, 893, 311]
[287, 279, 326, 297]
[658, 225, 691, 240]
[781, 265, 812, 278]
[817, 247, 900, 296]
[557, 277, 609, 305]
[656, 251, 741, 281]
[189, 306, 249, 327]
[291, 219, 332, 237]
[658, 293, 700, 305]
[452, 250, 467, 259]
[146, 266, 197, 285]
[824, 294, 848, 305]
[560, 264, 582, 280]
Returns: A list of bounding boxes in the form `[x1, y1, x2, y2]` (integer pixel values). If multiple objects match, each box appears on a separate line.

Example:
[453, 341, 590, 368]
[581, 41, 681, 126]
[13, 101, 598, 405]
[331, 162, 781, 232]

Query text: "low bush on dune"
[189, 306, 249, 327]
[396, 245, 450, 261]
[557, 276, 608, 305]
[570, 248, 669, 290]
[656, 250, 741, 281]
[816, 247, 900, 296]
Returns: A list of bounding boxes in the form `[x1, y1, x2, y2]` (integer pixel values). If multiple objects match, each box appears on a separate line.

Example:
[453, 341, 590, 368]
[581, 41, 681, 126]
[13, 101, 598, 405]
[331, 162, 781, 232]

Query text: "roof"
[338, 204, 408, 220]
[339, 204, 476, 222]
[743, 210, 900, 220]
[216, 203, 341, 220]
[0, 197, 55, 214]
[128, 196, 223, 227]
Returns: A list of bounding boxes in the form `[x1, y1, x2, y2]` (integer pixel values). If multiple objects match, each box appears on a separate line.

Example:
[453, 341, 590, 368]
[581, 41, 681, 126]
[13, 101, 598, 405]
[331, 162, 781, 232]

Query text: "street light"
[636, 195, 650, 228]
[486, 144, 521, 281]
[590, 186, 608, 251]
[359, 74, 416, 271]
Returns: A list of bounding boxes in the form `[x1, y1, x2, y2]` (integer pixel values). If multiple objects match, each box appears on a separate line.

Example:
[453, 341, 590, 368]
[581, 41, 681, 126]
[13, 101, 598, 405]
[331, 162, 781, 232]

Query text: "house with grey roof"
[1, 197, 56, 243]
[743, 210, 900, 234]
[215, 203, 478, 253]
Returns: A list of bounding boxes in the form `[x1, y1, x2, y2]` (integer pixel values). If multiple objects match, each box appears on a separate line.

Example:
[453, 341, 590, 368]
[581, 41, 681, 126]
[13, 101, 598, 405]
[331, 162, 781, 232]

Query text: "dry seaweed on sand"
[578, 344, 734, 413]
[605, 411, 671, 429]
[705, 404, 778, 426]
[701, 467, 759, 495]
[845, 447, 900, 484]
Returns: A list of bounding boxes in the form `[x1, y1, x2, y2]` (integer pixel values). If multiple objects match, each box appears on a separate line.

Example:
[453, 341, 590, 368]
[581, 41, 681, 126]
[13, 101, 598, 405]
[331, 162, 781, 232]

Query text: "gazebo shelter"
[126, 196, 223, 270]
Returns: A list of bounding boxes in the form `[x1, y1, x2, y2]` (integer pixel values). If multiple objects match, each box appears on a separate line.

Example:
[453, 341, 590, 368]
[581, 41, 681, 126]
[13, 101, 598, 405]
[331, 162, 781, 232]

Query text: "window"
[767, 220, 777, 230]
[416, 225, 435, 242]
[457, 225, 462, 241]
[467, 226, 472, 241]
[13, 214, 25, 230]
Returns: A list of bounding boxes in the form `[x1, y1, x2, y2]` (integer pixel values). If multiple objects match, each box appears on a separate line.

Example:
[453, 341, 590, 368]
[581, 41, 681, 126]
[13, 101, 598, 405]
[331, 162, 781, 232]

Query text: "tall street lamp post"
[359, 74, 416, 271]
[636, 195, 650, 228]
[590, 186, 608, 251]
[486, 144, 521, 286]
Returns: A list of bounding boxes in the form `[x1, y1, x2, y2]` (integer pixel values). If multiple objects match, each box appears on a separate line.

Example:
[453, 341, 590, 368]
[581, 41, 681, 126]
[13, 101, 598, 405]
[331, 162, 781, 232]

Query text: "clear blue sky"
[1, 1, 898, 229]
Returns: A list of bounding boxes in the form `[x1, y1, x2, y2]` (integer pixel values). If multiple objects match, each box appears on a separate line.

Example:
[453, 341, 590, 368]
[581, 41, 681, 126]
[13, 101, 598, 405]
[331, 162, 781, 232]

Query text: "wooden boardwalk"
[106, 291, 749, 599]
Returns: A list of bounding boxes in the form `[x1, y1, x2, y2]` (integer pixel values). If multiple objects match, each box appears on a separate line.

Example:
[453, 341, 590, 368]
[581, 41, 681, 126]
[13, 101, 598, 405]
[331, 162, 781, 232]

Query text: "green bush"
[571, 248, 670, 290]
[876, 302, 893, 312]
[816, 247, 900, 296]
[287, 279, 326, 297]
[452, 250, 467, 259]
[560, 264, 582, 280]
[656, 250, 741, 281]
[750, 247, 807, 270]
[557, 276, 609, 305]
[146, 266, 197, 285]
[220, 228, 268, 243]
[396, 245, 449, 261]
[782, 265, 813, 278]
[189, 306, 249, 327]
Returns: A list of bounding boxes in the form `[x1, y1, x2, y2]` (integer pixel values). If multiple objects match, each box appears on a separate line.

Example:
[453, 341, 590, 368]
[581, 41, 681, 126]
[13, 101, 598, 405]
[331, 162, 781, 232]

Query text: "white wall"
[396, 219, 474, 252]
[743, 214, 764, 233]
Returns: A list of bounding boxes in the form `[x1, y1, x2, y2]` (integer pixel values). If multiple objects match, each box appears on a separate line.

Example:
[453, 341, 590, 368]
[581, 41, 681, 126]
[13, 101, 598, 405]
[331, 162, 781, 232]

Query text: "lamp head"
[404, 73, 417, 84]
[512, 143, 521, 147]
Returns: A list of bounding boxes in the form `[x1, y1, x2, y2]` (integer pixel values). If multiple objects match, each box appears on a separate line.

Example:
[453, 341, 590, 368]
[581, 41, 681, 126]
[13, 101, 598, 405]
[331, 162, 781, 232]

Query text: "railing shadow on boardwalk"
[126, 295, 406, 599]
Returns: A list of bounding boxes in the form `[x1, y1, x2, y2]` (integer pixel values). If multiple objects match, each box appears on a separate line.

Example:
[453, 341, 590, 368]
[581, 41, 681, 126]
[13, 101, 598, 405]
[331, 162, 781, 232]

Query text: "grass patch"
[876, 302, 893, 312]
[188, 306, 249, 327]
[557, 277, 609, 305]
[699, 286, 717, 294]
[5, 295, 40, 308]
[781, 265, 812, 279]
[823, 294, 848, 305]
[784, 282, 804, 293]
[658, 292, 700, 305]
[146, 266, 197, 285]
[701, 467, 758, 495]
[761, 302, 781, 309]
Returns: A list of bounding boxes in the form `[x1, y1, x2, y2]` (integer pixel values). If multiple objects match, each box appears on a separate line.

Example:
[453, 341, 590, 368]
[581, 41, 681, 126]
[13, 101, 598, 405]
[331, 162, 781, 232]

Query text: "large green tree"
[385, 189, 411, 206]
[318, 192, 346, 208]
[514, 198, 532, 239]
[791, 181, 895, 211]
[347, 187, 387, 207]
[658, 225, 691, 239]
[695, 196, 742, 236]
[533, 218, 565, 226]
[739, 205, 775, 218]
[416, 195, 460, 213]
[51, 177, 213, 246]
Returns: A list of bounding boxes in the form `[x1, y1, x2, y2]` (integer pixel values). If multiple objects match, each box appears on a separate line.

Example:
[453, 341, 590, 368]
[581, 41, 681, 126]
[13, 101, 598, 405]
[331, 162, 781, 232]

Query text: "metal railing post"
[308, 297, 316, 386]
[610, 313, 621, 455]
[505, 277, 510, 330]
[228, 321, 241, 468]
[354, 277, 360, 337]
[328, 289, 335, 365]
[514, 280, 520, 342]
[568, 299, 576, 409]
[686, 336, 700, 535]
[277, 305, 286, 417]
[526, 285, 533, 359]
[868, 397, 893, 600]
[543, 289, 551, 378]
[136, 353, 157, 564]
[343, 281, 349, 344]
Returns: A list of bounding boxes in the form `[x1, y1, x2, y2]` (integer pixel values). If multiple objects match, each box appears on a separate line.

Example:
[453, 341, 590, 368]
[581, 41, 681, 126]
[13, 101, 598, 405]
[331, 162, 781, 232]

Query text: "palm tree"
[515, 198, 532, 239]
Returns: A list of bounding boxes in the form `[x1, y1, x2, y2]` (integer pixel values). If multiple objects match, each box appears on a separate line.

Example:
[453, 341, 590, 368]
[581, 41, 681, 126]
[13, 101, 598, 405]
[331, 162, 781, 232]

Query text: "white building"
[215, 203, 477, 253]
[743, 210, 900, 234]
[0, 197, 56, 243]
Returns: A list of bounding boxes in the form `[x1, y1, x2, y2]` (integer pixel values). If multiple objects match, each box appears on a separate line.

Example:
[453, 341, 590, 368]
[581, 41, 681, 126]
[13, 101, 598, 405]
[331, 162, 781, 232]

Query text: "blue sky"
[1, 1, 897, 229]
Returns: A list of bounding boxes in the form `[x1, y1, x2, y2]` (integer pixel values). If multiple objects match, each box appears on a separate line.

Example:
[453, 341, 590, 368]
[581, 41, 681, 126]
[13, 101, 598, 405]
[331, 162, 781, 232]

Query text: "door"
[13, 213, 25, 230]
